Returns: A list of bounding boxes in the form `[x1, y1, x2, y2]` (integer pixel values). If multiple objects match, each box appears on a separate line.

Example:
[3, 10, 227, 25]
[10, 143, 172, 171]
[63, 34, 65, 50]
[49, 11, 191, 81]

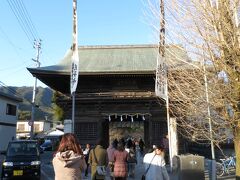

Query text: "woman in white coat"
[143, 145, 169, 180]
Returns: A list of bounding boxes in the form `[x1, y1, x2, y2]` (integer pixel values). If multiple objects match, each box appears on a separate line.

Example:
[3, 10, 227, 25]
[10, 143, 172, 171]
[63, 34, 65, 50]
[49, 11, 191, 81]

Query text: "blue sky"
[0, 0, 155, 87]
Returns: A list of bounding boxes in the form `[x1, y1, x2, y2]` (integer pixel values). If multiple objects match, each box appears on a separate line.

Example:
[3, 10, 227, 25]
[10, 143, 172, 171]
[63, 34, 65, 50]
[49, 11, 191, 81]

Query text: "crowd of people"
[52, 133, 169, 180]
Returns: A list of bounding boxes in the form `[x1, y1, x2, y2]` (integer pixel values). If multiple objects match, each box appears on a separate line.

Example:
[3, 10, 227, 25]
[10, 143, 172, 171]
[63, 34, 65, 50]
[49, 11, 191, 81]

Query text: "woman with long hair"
[53, 133, 86, 180]
[113, 141, 128, 180]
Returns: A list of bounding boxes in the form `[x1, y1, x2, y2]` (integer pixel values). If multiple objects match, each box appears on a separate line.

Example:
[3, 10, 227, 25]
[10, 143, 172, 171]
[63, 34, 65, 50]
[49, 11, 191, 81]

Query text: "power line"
[13, 0, 37, 40]
[12, 0, 39, 40]
[0, 81, 32, 106]
[0, 25, 23, 52]
[6, 0, 32, 45]
[6, 0, 40, 45]
[0, 80, 54, 111]
[18, 0, 39, 39]
[0, 58, 30, 71]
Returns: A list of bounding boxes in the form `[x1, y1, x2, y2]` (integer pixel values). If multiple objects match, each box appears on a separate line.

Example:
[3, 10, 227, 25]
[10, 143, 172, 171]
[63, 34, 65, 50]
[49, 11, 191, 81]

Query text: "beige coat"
[88, 145, 108, 180]
[53, 150, 87, 180]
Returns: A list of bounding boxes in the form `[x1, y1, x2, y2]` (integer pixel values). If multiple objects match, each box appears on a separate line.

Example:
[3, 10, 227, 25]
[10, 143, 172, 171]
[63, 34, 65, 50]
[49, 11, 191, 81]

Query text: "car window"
[7, 142, 38, 156]
[41, 141, 52, 146]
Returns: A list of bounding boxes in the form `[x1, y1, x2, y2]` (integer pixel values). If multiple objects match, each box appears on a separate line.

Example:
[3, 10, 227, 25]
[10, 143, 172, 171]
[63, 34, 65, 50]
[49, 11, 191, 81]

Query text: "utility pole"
[159, 0, 173, 169]
[30, 39, 41, 139]
[157, 0, 174, 170]
[159, 0, 165, 58]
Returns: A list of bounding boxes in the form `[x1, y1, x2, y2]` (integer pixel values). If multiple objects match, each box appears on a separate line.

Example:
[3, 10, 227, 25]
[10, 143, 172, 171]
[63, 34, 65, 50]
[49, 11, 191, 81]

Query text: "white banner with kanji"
[70, 0, 79, 95]
[155, 55, 167, 100]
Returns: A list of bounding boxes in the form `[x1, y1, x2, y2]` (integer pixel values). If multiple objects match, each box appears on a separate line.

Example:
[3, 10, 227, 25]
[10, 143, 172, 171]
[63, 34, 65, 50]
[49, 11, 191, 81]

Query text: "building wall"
[16, 121, 51, 138]
[0, 96, 19, 151]
[17, 121, 45, 132]
[43, 122, 51, 132]
[0, 125, 15, 151]
[0, 97, 18, 123]
[60, 98, 167, 148]
[55, 75, 168, 148]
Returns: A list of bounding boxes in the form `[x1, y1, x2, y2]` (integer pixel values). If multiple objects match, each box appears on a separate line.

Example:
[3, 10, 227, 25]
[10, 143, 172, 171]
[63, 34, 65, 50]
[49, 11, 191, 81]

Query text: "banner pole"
[72, 92, 75, 133]
[70, 0, 79, 134]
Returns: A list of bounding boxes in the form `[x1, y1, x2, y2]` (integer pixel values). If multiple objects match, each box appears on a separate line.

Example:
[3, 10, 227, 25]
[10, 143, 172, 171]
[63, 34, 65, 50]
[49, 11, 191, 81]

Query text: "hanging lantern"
[121, 115, 123, 122]
[108, 115, 111, 122]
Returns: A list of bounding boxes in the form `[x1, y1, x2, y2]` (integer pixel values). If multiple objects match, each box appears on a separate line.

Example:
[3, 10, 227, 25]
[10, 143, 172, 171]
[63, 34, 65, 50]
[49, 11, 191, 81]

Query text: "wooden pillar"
[144, 118, 150, 148]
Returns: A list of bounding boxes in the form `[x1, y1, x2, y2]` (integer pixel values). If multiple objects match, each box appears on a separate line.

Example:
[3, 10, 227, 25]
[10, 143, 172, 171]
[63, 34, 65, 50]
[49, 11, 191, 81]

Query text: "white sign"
[70, 0, 79, 95]
[28, 120, 33, 126]
[155, 56, 167, 100]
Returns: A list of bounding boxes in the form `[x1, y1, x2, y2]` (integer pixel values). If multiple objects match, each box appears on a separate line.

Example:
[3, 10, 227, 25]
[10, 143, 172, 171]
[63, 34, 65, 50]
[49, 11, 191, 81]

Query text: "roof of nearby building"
[47, 129, 64, 136]
[28, 44, 194, 75]
[0, 91, 22, 102]
[17, 120, 48, 123]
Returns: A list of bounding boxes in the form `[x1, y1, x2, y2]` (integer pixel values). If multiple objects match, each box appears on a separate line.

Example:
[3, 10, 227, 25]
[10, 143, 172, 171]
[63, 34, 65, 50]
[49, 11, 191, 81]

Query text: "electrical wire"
[12, 0, 39, 40]
[6, 0, 32, 45]
[0, 80, 54, 111]
[18, 0, 39, 39]
[6, 0, 40, 45]
[0, 81, 32, 105]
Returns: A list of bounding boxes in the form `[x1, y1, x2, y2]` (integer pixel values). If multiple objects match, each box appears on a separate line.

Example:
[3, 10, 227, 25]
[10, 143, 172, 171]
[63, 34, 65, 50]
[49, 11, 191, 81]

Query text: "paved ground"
[82, 151, 145, 180]
[0, 151, 236, 180]
[81, 150, 236, 180]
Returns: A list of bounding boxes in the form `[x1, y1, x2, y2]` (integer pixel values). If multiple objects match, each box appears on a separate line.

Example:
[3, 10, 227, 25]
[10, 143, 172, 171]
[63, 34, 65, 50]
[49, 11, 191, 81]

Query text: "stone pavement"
[82, 150, 236, 180]
[1, 151, 236, 180]
[82, 150, 170, 180]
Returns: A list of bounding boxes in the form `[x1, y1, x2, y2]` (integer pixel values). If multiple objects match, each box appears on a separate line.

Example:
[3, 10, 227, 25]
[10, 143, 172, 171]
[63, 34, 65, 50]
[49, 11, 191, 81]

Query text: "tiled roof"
[28, 44, 192, 75]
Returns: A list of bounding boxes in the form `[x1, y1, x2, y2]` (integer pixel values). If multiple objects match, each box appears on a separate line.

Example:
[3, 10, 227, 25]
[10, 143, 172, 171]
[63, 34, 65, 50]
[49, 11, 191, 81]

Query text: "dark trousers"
[165, 149, 169, 164]
[85, 162, 89, 176]
[115, 177, 127, 180]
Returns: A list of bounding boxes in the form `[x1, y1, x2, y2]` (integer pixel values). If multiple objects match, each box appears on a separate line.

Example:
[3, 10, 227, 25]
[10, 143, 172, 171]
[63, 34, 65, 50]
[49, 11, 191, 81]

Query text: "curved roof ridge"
[78, 44, 158, 50]
[77, 44, 182, 50]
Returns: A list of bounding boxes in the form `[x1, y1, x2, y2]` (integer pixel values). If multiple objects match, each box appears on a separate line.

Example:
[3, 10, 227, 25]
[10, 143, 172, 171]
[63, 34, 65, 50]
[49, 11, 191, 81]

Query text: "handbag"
[93, 149, 107, 176]
[142, 154, 156, 180]
[96, 165, 106, 176]
[108, 162, 114, 172]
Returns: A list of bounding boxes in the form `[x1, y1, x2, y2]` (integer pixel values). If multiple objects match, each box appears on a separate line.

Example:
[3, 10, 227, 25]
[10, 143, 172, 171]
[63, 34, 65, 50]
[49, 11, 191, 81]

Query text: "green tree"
[52, 91, 64, 122]
[18, 110, 31, 120]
